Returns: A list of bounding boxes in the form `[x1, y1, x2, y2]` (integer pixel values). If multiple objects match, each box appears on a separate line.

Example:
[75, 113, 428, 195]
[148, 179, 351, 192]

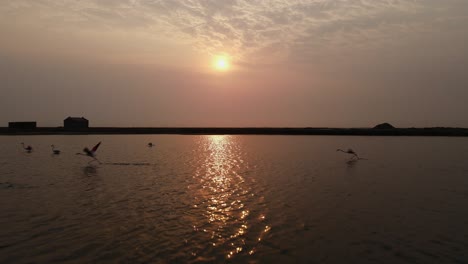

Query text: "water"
[1, 135, 468, 263]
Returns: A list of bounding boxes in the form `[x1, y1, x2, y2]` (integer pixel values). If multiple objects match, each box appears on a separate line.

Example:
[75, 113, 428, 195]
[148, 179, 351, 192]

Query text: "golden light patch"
[214, 56, 229, 71]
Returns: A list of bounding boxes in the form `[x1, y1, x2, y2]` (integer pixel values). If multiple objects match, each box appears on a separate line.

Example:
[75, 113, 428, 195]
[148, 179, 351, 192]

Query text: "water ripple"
[1, 135, 468, 263]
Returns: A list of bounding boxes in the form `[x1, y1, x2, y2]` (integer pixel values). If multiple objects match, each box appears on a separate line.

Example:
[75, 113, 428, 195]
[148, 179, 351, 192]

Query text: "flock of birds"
[20, 142, 156, 164]
[21, 142, 364, 163]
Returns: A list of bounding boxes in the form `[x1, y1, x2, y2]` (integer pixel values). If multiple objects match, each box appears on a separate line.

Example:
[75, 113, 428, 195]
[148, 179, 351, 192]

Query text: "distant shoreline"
[1, 127, 468, 136]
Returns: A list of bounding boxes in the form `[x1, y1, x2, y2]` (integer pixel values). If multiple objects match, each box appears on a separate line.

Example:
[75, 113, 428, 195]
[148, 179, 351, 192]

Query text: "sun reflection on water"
[188, 135, 267, 260]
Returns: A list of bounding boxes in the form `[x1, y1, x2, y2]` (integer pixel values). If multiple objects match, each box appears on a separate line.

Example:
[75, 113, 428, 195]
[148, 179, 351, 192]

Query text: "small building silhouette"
[64, 117, 89, 129]
[8, 121, 37, 129]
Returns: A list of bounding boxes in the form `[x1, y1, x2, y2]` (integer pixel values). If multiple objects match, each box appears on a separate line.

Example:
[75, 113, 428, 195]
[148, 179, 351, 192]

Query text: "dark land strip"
[1, 127, 468, 136]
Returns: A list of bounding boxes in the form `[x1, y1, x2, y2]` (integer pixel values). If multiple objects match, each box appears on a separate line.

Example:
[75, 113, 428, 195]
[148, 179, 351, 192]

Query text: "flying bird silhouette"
[51, 145, 61, 155]
[337, 148, 360, 160]
[21, 143, 33, 153]
[76, 142, 102, 163]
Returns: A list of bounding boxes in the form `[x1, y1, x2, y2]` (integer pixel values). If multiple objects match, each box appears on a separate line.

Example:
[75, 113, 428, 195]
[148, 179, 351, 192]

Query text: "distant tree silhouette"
[373, 123, 395, 129]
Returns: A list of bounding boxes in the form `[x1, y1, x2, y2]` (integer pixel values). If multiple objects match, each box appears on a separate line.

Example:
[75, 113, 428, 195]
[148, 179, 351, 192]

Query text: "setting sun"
[214, 56, 229, 71]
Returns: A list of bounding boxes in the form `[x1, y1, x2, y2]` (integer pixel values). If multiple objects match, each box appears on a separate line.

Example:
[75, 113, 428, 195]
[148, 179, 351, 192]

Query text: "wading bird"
[148, 142, 154, 147]
[337, 148, 360, 160]
[76, 142, 101, 163]
[21, 143, 33, 152]
[51, 145, 61, 155]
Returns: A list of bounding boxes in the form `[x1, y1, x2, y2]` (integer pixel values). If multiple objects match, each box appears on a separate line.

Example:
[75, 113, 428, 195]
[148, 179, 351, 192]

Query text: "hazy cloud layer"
[1, 1, 468, 127]
[3, 0, 467, 64]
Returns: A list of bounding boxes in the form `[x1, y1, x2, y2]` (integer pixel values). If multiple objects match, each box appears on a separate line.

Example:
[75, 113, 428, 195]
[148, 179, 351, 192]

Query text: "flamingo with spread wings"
[76, 142, 102, 163]
[336, 148, 360, 160]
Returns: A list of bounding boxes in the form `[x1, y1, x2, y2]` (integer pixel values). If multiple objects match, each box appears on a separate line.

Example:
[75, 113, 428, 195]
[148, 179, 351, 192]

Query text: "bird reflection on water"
[83, 165, 98, 176]
[188, 135, 268, 260]
[346, 159, 358, 168]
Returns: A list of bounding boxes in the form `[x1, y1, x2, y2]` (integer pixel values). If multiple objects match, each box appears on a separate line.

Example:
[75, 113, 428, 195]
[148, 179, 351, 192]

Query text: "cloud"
[2, 0, 468, 66]
[1, 0, 468, 127]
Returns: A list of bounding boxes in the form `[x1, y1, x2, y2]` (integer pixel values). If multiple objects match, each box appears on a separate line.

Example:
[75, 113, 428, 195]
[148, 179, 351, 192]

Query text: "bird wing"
[91, 142, 101, 152]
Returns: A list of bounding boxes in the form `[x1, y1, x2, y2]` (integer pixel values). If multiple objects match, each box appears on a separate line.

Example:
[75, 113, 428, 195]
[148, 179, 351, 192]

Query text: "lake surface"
[1, 135, 468, 263]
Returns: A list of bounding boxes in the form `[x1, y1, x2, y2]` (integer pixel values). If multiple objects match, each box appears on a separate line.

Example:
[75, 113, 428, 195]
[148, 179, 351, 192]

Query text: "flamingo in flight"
[51, 145, 61, 155]
[21, 143, 33, 153]
[337, 148, 360, 160]
[76, 142, 101, 163]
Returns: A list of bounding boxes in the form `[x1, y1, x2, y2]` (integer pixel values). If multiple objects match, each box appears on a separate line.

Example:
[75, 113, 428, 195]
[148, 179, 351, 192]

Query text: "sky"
[1, 0, 468, 127]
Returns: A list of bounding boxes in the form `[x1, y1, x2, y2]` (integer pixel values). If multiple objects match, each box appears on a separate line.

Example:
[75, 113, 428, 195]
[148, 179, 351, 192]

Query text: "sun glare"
[214, 56, 229, 71]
